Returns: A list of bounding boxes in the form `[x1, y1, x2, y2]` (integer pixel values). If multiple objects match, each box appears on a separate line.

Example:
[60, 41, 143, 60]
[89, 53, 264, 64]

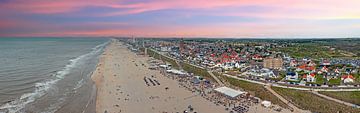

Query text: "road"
[149, 48, 360, 92]
[147, 48, 360, 111]
[149, 49, 225, 86]
[223, 73, 360, 92]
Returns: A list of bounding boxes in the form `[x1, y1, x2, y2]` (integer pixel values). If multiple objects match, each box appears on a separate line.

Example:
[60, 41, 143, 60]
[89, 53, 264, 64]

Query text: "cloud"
[1, 0, 359, 19]
[0, 0, 359, 37]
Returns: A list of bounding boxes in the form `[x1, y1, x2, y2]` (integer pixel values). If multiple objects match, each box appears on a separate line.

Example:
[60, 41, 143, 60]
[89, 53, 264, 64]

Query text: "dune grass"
[147, 49, 179, 69]
[272, 87, 360, 113]
[221, 76, 288, 109]
[180, 62, 215, 81]
[319, 91, 360, 105]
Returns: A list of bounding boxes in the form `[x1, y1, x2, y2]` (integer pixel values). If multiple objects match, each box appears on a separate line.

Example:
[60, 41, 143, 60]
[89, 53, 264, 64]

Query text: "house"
[235, 62, 241, 68]
[341, 75, 355, 84]
[290, 60, 297, 67]
[318, 66, 329, 74]
[307, 61, 316, 67]
[297, 64, 316, 73]
[285, 72, 299, 81]
[306, 73, 316, 82]
[248, 68, 277, 78]
[252, 54, 263, 61]
[321, 66, 329, 72]
[321, 60, 331, 66]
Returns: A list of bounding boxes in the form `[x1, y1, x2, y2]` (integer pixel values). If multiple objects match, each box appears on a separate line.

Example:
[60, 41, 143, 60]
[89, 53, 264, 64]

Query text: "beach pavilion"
[214, 86, 246, 99]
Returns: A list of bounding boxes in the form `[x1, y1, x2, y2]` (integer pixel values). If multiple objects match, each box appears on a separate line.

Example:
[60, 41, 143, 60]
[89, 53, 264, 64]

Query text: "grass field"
[147, 48, 179, 69]
[180, 62, 215, 81]
[272, 87, 360, 113]
[222, 76, 289, 109]
[271, 44, 352, 59]
[328, 78, 341, 85]
[319, 91, 360, 105]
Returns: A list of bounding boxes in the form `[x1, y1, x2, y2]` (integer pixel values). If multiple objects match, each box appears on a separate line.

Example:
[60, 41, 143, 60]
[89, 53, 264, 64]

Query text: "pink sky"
[0, 0, 359, 38]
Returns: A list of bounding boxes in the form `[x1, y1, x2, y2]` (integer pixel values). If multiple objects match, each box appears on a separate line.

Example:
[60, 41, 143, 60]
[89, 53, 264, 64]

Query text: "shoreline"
[91, 41, 108, 113]
[90, 39, 293, 113]
[91, 40, 229, 113]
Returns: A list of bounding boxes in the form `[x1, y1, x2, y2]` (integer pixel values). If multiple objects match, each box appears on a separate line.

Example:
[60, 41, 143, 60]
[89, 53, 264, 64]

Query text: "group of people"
[156, 68, 254, 113]
[143, 76, 160, 86]
[147, 59, 279, 113]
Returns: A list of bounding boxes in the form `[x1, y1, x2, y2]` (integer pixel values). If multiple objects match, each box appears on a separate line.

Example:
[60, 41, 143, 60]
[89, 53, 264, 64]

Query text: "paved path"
[207, 71, 224, 86]
[312, 91, 360, 108]
[147, 48, 360, 111]
[149, 48, 360, 93]
[174, 60, 183, 70]
[149, 48, 225, 86]
[264, 85, 308, 113]
[223, 73, 360, 92]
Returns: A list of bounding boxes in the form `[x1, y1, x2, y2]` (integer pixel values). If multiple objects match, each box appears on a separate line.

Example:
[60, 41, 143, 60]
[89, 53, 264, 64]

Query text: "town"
[124, 38, 360, 113]
[133, 38, 360, 87]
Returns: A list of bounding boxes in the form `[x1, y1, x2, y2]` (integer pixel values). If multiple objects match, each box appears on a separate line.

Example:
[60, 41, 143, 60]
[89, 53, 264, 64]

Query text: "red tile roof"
[342, 75, 354, 79]
[309, 73, 316, 77]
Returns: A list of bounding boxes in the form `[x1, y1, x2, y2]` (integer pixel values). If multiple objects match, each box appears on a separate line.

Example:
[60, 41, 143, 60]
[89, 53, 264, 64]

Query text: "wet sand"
[91, 40, 227, 113]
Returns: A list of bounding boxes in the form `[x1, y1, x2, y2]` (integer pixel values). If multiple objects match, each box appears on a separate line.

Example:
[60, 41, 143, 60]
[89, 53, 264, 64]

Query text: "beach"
[92, 40, 228, 113]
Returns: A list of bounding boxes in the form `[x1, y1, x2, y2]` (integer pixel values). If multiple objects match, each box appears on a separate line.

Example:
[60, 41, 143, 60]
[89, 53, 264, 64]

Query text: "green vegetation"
[328, 78, 341, 85]
[222, 76, 288, 108]
[271, 44, 352, 59]
[147, 48, 161, 59]
[319, 91, 360, 105]
[146, 48, 217, 82]
[147, 48, 179, 69]
[355, 74, 360, 83]
[180, 62, 214, 81]
[272, 87, 360, 113]
[161, 55, 179, 69]
[315, 74, 325, 85]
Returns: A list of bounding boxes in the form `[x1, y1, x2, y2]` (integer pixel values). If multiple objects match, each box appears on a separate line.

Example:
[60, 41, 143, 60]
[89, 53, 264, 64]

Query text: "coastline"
[90, 39, 292, 113]
[91, 40, 228, 113]
[91, 40, 109, 113]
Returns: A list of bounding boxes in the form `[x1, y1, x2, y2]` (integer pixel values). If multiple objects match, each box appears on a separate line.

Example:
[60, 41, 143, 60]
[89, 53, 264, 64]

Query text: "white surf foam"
[0, 41, 109, 113]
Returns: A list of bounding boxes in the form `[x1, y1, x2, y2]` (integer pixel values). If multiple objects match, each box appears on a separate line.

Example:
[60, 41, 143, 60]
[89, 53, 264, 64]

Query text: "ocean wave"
[73, 79, 84, 92]
[0, 41, 109, 113]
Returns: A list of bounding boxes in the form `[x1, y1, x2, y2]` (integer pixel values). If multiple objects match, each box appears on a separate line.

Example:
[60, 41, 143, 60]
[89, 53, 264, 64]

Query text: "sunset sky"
[0, 0, 359, 38]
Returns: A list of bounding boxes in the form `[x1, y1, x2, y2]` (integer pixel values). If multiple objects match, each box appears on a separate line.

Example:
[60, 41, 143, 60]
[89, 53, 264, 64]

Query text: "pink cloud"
[1, 0, 359, 20]
[1, 0, 359, 38]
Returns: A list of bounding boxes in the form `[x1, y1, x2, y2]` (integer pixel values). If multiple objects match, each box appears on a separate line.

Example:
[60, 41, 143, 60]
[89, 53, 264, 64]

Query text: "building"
[263, 58, 283, 70]
[179, 38, 185, 53]
[285, 72, 298, 81]
[341, 75, 354, 84]
[306, 73, 316, 82]
[214, 86, 246, 99]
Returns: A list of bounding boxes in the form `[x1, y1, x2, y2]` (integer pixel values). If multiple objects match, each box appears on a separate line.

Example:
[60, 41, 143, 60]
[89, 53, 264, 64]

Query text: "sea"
[0, 38, 109, 113]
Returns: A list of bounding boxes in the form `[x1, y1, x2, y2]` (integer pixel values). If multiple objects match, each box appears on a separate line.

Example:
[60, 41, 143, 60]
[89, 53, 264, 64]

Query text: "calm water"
[0, 38, 109, 113]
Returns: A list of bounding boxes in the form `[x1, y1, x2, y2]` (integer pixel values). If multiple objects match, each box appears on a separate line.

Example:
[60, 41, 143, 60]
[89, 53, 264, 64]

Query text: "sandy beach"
[91, 40, 293, 113]
[91, 40, 228, 113]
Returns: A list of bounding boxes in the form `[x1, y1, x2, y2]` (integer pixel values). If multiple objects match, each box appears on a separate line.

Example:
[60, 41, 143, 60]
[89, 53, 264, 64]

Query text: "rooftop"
[214, 86, 246, 98]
